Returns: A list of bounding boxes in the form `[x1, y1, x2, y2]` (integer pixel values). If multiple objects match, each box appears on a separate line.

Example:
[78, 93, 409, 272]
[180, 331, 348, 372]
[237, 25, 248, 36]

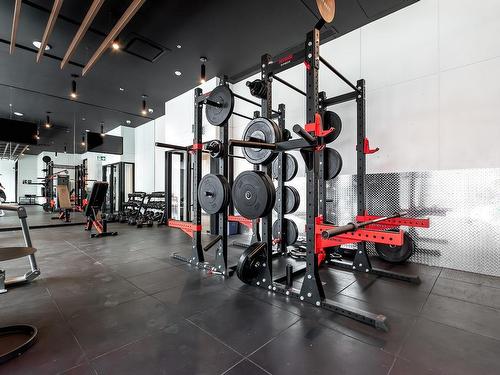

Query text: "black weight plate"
[242, 118, 281, 165]
[375, 231, 415, 264]
[322, 111, 342, 144]
[272, 153, 298, 182]
[324, 148, 343, 180]
[274, 186, 300, 214]
[205, 85, 234, 126]
[198, 174, 230, 214]
[232, 171, 275, 219]
[236, 242, 268, 284]
[272, 218, 299, 246]
[42, 156, 51, 163]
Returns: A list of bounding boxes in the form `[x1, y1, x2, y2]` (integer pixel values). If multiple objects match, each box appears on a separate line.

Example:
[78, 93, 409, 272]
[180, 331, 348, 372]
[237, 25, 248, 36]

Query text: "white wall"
[17, 155, 38, 200]
[0, 159, 16, 202]
[135, 120, 155, 193]
[231, 0, 500, 175]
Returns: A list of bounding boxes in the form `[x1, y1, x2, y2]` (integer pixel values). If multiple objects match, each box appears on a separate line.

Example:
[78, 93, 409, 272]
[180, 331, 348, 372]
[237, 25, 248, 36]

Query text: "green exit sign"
[97, 155, 106, 161]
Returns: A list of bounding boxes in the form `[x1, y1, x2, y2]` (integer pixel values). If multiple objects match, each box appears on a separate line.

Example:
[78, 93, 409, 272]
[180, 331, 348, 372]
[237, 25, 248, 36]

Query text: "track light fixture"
[70, 74, 78, 98]
[35, 129, 40, 140]
[45, 112, 51, 128]
[81, 135, 86, 147]
[141, 95, 148, 116]
[64, 145, 67, 153]
[111, 37, 121, 50]
[100, 122, 105, 137]
[200, 56, 207, 84]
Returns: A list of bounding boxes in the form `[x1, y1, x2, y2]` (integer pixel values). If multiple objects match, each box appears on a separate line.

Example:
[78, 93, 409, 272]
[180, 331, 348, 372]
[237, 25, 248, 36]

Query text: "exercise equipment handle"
[321, 212, 407, 239]
[155, 142, 189, 151]
[293, 124, 316, 145]
[229, 140, 277, 150]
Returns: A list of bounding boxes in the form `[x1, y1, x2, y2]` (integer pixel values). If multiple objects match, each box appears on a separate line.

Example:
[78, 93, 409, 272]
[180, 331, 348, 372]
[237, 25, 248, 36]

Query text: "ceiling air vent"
[123, 35, 169, 63]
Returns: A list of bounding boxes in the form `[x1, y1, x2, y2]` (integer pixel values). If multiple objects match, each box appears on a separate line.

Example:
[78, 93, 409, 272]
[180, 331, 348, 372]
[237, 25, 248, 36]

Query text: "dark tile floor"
[1, 223, 499, 374]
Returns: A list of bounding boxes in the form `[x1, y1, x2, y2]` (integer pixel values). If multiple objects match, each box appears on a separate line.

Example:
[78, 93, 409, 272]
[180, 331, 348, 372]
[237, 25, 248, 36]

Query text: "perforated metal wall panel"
[324, 168, 500, 277]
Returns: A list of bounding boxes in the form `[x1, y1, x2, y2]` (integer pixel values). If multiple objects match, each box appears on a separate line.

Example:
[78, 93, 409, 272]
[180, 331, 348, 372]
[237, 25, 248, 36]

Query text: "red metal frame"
[167, 219, 202, 238]
[356, 214, 430, 230]
[363, 138, 379, 154]
[228, 215, 254, 229]
[314, 215, 425, 265]
[304, 113, 334, 139]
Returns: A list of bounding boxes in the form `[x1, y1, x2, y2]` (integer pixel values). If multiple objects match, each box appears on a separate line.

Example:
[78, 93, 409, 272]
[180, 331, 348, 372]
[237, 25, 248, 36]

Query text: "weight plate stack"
[205, 85, 235, 126]
[242, 118, 282, 165]
[232, 170, 275, 219]
[198, 174, 230, 215]
[273, 186, 300, 214]
[236, 242, 268, 284]
[272, 218, 299, 246]
[375, 231, 415, 264]
[271, 153, 298, 182]
[324, 148, 343, 180]
[322, 111, 342, 144]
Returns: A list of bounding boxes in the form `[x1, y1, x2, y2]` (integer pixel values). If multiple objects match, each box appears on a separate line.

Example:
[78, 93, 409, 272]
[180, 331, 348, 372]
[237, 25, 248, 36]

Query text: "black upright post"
[299, 29, 325, 304]
[191, 88, 204, 263]
[318, 91, 327, 218]
[215, 104, 229, 273]
[352, 79, 372, 272]
[258, 53, 274, 287]
[276, 103, 287, 254]
[165, 151, 173, 220]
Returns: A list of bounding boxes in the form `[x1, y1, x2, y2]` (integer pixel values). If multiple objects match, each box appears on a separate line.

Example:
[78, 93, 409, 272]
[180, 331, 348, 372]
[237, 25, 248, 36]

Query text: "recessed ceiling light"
[125, 120, 131, 124]
[174, 71, 182, 76]
[111, 41, 120, 50]
[119, 87, 124, 91]
[14, 111, 23, 116]
[82, 117, 86, 121]
[176, 44, 182, 49]
[33, 41, 51, 51]
[26, 147, 30, 151]
[148, 108, 154, 114]
[85, 129, 90, 132]
[9, 103, 12, 107]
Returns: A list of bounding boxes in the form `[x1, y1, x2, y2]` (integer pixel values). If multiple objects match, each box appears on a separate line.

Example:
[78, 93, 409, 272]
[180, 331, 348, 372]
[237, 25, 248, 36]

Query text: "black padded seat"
[0, 247, 37, 262]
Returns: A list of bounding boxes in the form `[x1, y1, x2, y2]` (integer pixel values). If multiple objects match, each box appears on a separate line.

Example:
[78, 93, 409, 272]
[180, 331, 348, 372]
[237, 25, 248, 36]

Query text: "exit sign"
[97, 155, 106, 161]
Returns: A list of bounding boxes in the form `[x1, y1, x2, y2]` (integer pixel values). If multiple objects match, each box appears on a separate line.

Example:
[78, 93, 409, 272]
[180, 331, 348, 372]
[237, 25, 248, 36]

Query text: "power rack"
[229, 26, 430, 330]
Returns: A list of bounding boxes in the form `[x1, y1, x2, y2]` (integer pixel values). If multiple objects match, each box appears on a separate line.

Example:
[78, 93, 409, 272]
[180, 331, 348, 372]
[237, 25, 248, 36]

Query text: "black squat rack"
[229, 24, 430, 330]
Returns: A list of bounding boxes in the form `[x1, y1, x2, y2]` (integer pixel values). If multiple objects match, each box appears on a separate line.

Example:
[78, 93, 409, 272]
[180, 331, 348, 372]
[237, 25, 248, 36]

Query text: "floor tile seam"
[64, 240, 101, 263]
[430, 290, 500, 311]
[386, 356, 399, 375]
[418, 267, 443, 315]
[417, 314, 500, 343]
[337, 291, 421, 317]
[87, 333, 153, 362]
[184, 317, 246, 357]
[424, 292, 500, 313]
[46, 286, 93, 367]
[219, 358, 247, 375]
[244, 318, 303, 359]
[116, 262, 178, 280]
[438, 275, 500, 290]
[243, 357, 273, 375]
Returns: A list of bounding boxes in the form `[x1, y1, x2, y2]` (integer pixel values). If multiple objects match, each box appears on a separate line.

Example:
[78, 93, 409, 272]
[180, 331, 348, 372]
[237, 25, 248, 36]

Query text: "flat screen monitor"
[0, 118, 38, 145]
[86, 131, 123, 155]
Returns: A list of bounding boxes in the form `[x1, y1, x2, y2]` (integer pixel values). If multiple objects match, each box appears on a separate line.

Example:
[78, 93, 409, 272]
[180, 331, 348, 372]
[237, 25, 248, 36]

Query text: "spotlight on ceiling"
[33, 41, 51, 51]
[174, 71, 182, 76]
[35, 129, 40, 140]
[200, 56, 207, 84]
[119, 87, 125, 92]
[112, 40, 120, 50]
[14, 111, 23, 117]
[70, 74, 78, 99]
[141, 95, 148, 116]
[176, 44, 182, 49]
[45, 112, 52, 128]
[126, 120, 131, 125]
[81, 135, 86, 147]
[100, 122, 105, 137]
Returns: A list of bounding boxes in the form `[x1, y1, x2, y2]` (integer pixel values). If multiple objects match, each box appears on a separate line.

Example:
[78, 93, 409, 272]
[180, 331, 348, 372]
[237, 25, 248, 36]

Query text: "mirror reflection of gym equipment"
[102, 162, 135, 219]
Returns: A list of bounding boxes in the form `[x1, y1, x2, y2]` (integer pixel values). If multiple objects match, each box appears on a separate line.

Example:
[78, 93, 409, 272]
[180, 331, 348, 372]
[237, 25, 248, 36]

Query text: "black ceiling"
[0, 0, 418, 155]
